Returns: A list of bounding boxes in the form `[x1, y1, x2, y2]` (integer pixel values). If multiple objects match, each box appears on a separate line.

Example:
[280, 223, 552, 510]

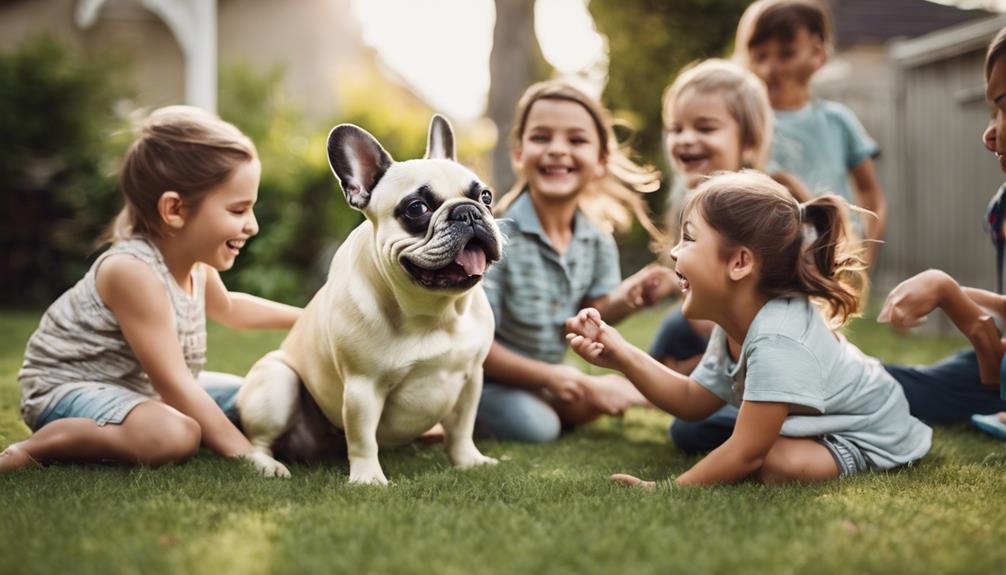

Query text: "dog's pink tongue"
[455, 245, 487, 276]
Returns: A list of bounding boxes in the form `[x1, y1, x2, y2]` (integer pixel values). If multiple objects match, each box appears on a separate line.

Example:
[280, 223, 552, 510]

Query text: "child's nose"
[678, 128, 698, 144]
[753, 60, 773, 81]
[546, 138, 570, 155]
[984, 119, 997, 152]
[245, 212, 259, 236]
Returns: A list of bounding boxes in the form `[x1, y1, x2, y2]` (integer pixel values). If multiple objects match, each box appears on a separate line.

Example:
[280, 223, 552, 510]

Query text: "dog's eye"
[480, 190, 493, 206]
[405, 200, 430, 218]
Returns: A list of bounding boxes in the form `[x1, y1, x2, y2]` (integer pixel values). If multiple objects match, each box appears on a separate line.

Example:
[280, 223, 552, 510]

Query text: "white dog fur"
[237, 115, 502, 484]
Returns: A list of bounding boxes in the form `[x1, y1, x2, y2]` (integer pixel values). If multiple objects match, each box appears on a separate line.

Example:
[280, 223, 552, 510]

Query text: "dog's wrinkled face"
[327, 115, 502, 293]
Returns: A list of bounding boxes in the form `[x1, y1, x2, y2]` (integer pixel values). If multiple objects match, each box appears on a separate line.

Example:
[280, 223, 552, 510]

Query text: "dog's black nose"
[448, 203, 482, 225]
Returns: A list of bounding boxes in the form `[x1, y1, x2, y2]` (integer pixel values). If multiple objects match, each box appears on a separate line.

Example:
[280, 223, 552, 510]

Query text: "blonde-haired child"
[0, 106, 299, 475]
[567, 171, 930, 485]
[652, 58, 808, 377]
[476, 79, 676, 443]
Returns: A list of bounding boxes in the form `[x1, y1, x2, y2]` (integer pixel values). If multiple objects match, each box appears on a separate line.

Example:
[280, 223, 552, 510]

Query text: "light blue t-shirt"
[772, 99, 879, 203]
[692, 298, 932, 470]
[483, 191, 621, 365]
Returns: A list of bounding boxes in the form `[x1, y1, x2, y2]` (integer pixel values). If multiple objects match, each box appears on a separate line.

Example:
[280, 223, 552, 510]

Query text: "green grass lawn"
[1, 307, 1004, 575]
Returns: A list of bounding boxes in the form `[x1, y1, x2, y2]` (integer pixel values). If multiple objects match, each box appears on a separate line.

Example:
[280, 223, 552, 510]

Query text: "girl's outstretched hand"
[618, 264, 678, 309]
[609, 473, 657, 489]
[582, 374, 649, 415]
[878, 269, 952, 329]
[564, 308, 627, 370]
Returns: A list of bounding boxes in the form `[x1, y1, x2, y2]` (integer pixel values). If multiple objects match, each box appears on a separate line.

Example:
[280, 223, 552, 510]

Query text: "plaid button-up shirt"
[484, 191, 621, 365]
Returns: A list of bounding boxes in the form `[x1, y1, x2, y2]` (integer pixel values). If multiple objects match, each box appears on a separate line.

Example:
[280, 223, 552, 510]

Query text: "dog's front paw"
[348, 459, 389, 486]
[452, 451, 499, 470]
[241, 450, 291, 478]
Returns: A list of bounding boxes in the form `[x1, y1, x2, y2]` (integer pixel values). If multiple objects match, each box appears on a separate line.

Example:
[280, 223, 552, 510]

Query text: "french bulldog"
[236, 115, 502, 484]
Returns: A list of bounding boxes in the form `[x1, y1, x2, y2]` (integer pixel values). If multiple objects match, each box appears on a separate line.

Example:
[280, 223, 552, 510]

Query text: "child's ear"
[158, 191, 186, 231]
[740, 146, 758, 169]
[810, 37, 827, 71]
[728, 246, 756, 282]
[512, 145, 523, 166]
[595, 151, 608, 179]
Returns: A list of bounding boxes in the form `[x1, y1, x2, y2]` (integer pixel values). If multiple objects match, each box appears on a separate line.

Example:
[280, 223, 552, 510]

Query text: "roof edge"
[891, 14, 1006, 68]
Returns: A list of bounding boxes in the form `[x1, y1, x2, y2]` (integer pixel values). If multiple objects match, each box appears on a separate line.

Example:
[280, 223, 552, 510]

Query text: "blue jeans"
[34, 372, 243, 430]
[885, 349, 1006, 423]
[475, 380, 561, 443]
[649, 306, 709, 361]
[668, 349, 1006, 453]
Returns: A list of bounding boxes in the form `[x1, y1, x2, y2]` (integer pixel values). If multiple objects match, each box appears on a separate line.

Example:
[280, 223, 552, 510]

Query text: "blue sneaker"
[971, 413, 1006, 440]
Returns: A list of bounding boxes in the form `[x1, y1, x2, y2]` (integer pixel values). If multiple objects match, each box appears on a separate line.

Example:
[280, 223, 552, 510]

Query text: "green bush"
[0, 37, 493, 307]
[0, 35, 132, 305]
[219, 64, 493, 305]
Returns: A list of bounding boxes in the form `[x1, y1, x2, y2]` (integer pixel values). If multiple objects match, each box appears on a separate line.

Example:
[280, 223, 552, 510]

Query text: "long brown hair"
[99, 105, 256, 245]
[683, 171, 866, 327]
[495, 79, 664, 242]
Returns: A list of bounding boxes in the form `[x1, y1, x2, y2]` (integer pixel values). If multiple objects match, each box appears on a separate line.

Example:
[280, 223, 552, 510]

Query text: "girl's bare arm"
[204, 267, 302, 330]
[588, 265, 678, 324]
[97, 256, 254, 457]
[565, 308, 724, 419]
[676, 400, 788, 485]
[881, 269, 1003, 385]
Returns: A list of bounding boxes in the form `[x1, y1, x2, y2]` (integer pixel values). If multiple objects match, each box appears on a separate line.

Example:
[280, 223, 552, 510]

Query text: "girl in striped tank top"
[1, 106, 300, 475]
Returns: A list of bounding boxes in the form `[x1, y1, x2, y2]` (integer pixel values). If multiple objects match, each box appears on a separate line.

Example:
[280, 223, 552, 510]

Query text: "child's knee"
[754, 444, 797, 484]
[136, 413, 202, 466]
[480, 395, 561, 443]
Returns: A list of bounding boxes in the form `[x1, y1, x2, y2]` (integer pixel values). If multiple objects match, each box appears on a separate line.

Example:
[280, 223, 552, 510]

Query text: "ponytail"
[794, 195, 868, 327]
[684, 171, 866, 328]
[95, 205, 135, 250]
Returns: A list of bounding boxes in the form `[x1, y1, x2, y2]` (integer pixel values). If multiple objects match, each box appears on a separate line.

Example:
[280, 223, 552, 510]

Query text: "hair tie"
[797, 203, 806, 225]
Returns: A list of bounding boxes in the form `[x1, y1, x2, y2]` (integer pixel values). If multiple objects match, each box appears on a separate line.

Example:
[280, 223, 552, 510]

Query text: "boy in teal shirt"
[734, 0, 887, 266]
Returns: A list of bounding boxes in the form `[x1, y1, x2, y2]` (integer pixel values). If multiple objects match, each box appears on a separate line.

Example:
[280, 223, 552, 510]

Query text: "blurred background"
[2, 0, 1006, 314]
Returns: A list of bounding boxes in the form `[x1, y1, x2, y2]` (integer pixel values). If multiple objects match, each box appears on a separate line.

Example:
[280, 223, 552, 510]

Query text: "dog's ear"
[327, 124, 394, 210]
[424, 114, 456, 161]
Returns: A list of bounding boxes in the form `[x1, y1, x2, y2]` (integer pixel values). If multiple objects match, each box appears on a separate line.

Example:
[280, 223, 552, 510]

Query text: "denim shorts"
[33, 372, 243, 430]
[816, 434, 871, 477]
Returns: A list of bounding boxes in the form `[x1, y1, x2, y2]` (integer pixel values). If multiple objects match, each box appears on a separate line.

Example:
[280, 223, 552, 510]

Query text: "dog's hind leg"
[236, 350, 300, 477]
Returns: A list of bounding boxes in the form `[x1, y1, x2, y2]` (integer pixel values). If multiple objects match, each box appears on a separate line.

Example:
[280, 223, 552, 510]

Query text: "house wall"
[814, 46, 902, 290]
[0, 0, 185, 108]
[0, 0, 365, 118]
[814, 25, 1006, 315]
[890, 47, 1001, 290]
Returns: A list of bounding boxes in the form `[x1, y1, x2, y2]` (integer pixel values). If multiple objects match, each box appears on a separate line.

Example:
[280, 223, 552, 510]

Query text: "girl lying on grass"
[565, 170, 931, 485]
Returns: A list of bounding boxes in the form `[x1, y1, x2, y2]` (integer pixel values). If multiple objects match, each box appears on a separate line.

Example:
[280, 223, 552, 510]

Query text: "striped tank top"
[18, 236, 207, 429]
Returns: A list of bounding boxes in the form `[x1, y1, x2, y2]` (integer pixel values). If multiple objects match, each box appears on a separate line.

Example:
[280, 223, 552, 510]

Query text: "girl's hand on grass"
[609, 473, 657, 489]
[239, 450, 291, 478]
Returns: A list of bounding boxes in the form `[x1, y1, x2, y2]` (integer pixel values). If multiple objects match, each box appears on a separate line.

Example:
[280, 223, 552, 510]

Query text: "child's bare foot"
[998, 412, 1006, 424]
[418, 423, 445, 444]
[609, 473, 656, 488]
[0, 442, 42, 473]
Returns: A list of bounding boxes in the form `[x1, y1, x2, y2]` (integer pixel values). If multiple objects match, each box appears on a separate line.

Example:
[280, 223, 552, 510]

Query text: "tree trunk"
[488, 0, 547, 195]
